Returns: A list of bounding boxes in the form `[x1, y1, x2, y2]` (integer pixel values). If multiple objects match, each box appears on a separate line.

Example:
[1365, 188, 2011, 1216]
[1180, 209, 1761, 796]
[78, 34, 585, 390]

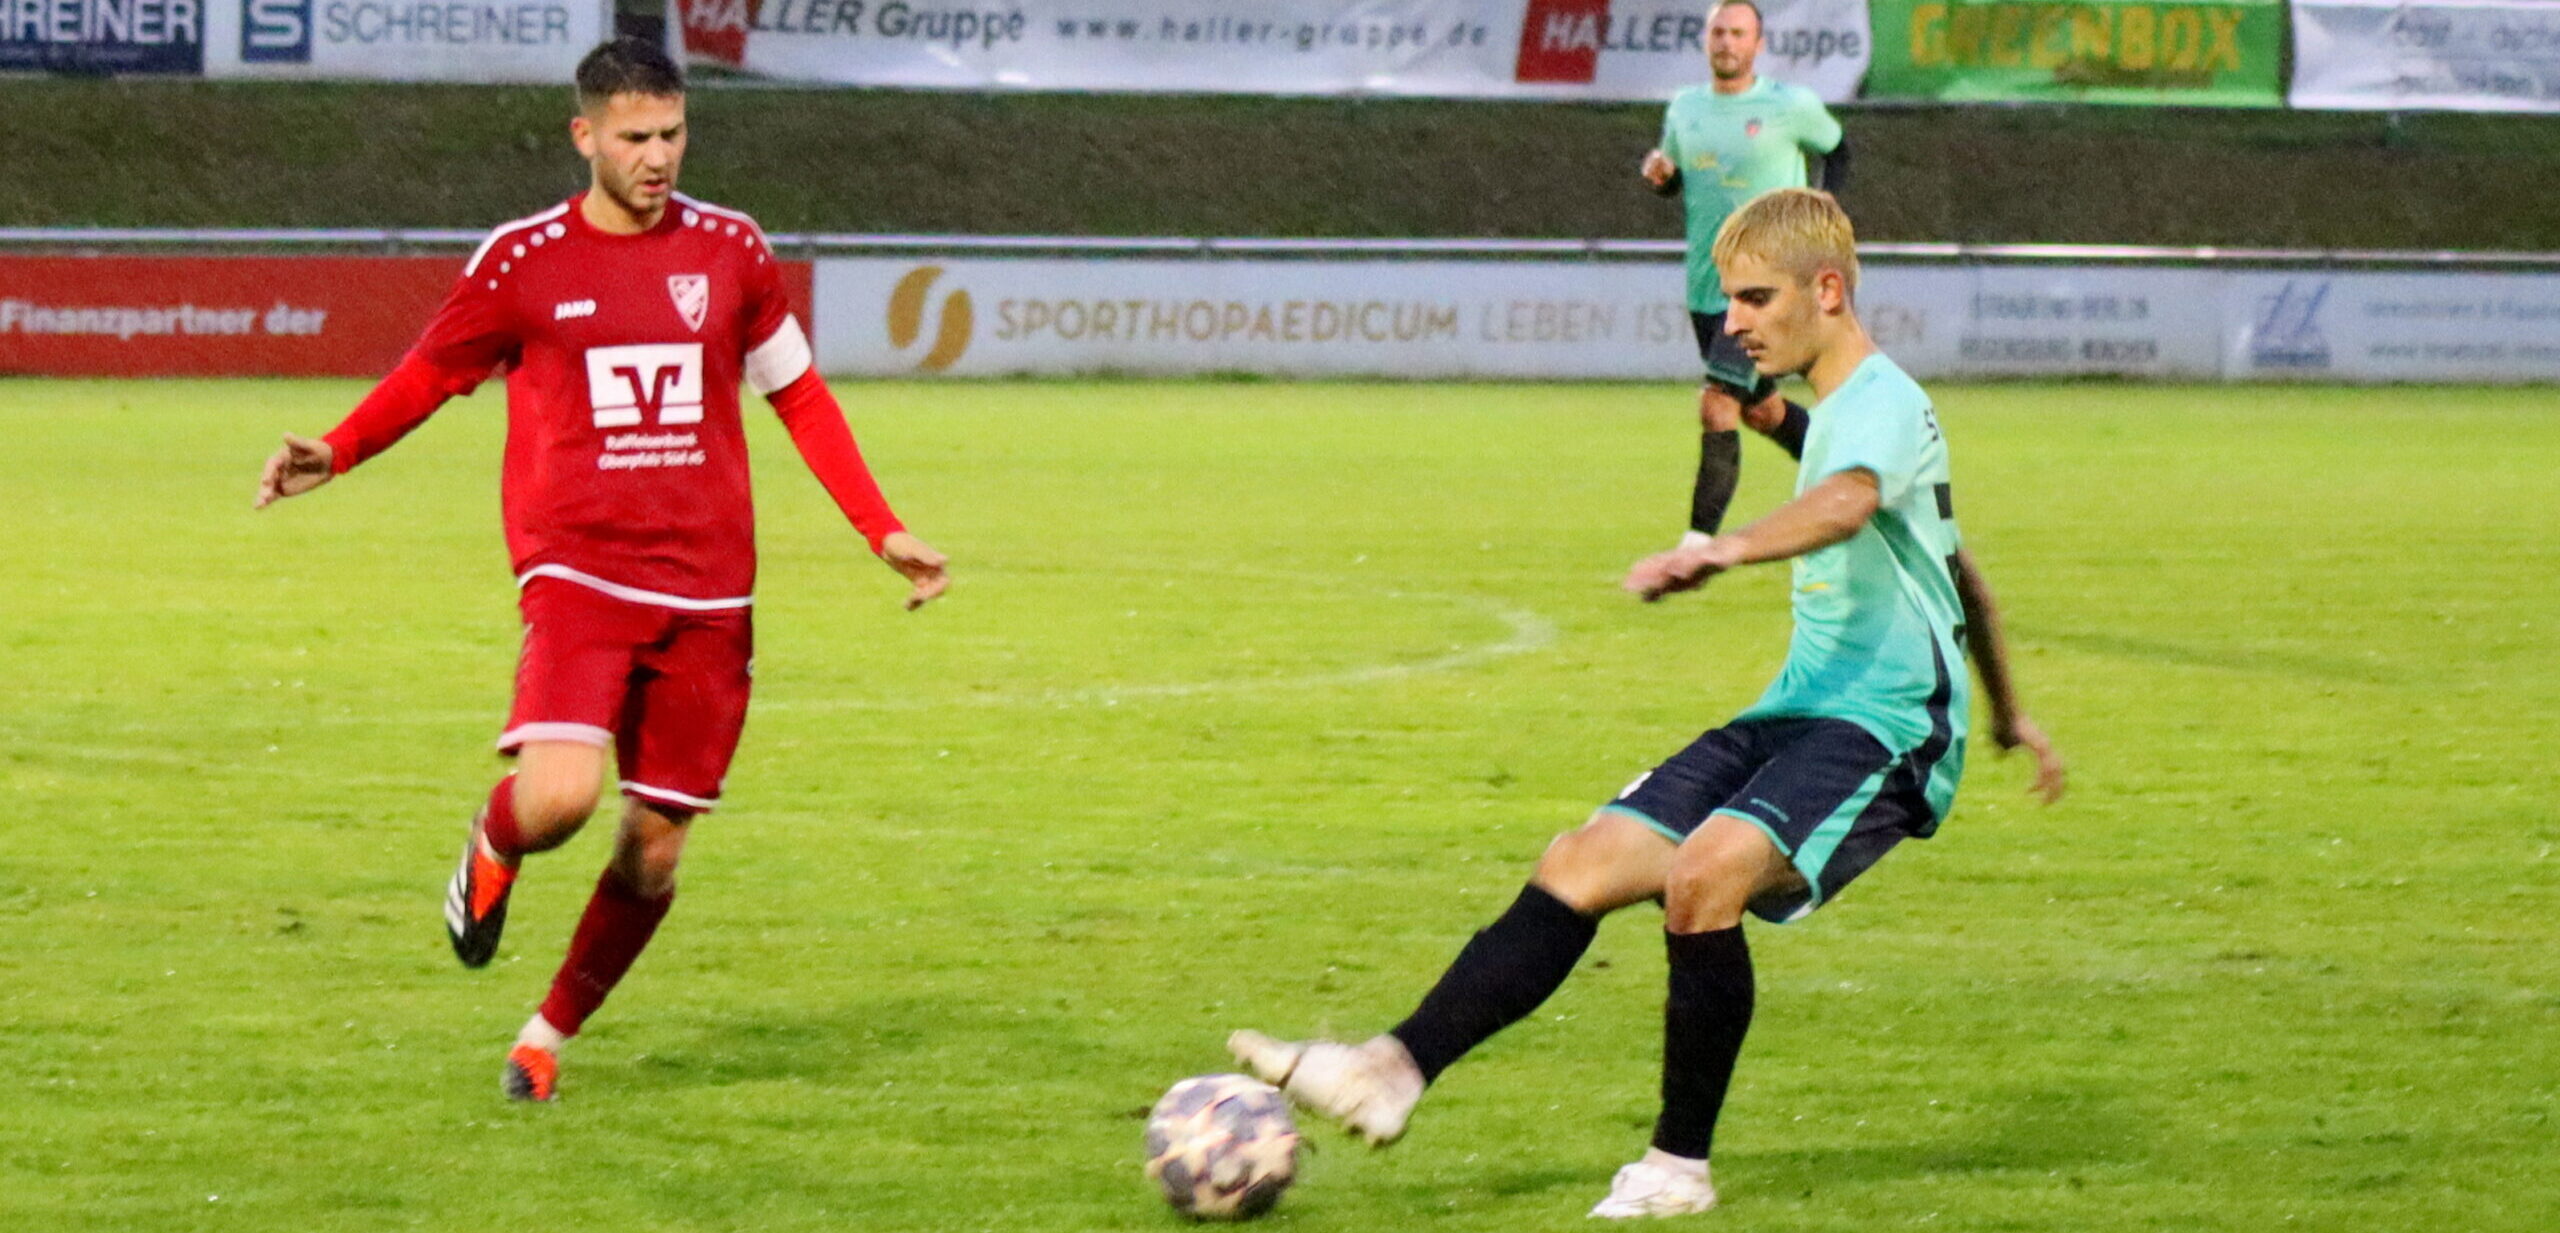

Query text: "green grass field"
[2, 379, 2554, 1232]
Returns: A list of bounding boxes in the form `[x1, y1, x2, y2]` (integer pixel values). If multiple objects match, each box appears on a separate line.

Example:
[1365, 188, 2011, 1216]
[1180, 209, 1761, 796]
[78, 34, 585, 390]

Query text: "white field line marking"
[194, 571, 1562, 726]
[762, 585, 1559, 713]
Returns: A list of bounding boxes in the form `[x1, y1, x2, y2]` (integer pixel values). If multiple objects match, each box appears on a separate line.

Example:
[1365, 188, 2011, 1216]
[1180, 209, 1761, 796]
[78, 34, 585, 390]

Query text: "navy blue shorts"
[1603, 717, 1936, 923]
[1689, 310, 1779, 405]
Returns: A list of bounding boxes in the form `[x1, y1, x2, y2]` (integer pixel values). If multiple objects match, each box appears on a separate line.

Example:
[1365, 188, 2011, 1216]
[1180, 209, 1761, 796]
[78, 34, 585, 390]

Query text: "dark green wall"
[4, 81, 2555, 250]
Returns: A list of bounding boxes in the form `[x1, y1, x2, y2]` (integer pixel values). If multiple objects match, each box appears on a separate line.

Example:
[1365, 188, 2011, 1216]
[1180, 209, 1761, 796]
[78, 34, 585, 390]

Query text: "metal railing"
[4, 227, 2559, 269]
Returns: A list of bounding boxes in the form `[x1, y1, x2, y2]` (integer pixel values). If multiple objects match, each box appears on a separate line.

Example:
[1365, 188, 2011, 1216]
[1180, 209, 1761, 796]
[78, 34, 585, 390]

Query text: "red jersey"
[330, 192, 834, 609]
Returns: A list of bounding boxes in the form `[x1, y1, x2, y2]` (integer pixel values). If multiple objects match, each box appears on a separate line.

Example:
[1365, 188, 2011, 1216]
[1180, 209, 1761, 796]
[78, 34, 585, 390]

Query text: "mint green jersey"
[1736, 353, 1969, 822]
[1659, 78, 1843, 312]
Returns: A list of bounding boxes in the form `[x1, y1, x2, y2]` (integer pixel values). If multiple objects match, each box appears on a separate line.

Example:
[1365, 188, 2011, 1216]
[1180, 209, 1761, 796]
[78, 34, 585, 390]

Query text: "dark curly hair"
[575, 37, 685, 110]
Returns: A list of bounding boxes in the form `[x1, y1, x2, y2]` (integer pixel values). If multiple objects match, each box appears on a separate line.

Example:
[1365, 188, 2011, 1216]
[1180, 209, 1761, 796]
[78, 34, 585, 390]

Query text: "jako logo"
[242, 0, 314, 63]
[887, 265, 973, 373]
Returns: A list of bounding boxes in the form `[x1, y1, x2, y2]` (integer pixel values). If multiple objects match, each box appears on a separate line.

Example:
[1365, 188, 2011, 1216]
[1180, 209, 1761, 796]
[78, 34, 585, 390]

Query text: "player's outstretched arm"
[1951, 547, 2065, 803]
[877, 531, 950, 612]
[766, 369, 949, 610]
[253, 354, 458, 509]
[254, 433, 336, 508]
[1625, 468, 1879, 601]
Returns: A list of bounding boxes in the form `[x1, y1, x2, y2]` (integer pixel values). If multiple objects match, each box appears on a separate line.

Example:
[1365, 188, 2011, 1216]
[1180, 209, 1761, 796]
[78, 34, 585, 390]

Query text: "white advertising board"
[813, 256, 2233, 381]
[1860, 265, 2225, 381]
[678, 0, 1870, 102]
[2291, 0, 2560, 113]
[203, 0, 608, 81]
[817, 253, 2560, 383]
[2222, 270, 2560, 382]
[817, 257, 1704, 380]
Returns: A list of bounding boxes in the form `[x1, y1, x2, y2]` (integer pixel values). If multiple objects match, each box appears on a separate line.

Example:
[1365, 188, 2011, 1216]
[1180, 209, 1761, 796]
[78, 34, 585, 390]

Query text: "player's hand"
[255, 433, 335, 509]
[1993, 714, 2067, 804]
[877, 531, 949, 611]
[1623, 538, 1734, 602]
[1640, 149, 1676, 188]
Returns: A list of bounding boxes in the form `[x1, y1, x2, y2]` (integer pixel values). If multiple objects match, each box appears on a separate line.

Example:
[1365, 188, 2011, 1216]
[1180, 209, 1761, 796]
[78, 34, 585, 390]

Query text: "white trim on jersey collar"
[745, 315, 815, 395]
[518, 563, 753, 611]
[670, 192, 766, 239]
[465, 202, 574, 278]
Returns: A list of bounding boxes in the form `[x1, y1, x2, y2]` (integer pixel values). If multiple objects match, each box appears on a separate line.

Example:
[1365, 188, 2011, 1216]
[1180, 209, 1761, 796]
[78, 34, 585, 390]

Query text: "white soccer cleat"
[1588, 1159, 1719, 1219]
[1225, 1030, 1422, 1146]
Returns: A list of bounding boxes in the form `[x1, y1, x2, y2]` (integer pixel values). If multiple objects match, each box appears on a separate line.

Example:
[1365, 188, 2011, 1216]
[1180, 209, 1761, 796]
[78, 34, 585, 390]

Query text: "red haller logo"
[668, 274, 710, 332]
[676, 0, 756, 70]
[1516, 0, 1610, 84]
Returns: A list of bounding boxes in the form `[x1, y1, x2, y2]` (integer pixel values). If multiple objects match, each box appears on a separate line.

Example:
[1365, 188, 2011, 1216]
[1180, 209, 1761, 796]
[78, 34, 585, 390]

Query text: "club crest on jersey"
[1745, 118, 1763, 138]
[667, 274, 710, 332]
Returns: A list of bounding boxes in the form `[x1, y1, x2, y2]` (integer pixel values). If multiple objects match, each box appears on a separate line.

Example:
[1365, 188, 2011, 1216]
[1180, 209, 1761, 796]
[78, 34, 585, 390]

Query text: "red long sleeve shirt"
[325, 192, 901, 610]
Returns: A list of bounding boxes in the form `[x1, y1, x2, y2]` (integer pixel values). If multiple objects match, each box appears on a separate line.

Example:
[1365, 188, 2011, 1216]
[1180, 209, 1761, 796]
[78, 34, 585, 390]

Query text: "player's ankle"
[516, 1013, 569, 1053]
[1364, 1034, 1424, 1086]
[1639, 1147, 1708, 1177]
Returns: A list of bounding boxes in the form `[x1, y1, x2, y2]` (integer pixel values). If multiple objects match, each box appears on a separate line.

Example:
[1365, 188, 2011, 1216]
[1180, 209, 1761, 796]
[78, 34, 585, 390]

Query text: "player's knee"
[1662, 842, 1752, 925]
[512, 774, 601, 839]
[1697, 386, 1743, 432]
[615, 851, 680, 899]
[1533, 817, 1642, 912]
[609, 804, 691, 898]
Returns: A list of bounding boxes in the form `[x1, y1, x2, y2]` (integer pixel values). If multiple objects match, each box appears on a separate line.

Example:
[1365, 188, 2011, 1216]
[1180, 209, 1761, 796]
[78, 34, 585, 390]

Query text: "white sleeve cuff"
[744, 315, 814, 395]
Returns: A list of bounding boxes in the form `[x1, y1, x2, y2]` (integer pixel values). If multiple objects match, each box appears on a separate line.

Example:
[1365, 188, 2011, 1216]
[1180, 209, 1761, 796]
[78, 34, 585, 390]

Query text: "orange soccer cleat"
[502, 1043, 559, 1102]
[443, 810, 519, 969]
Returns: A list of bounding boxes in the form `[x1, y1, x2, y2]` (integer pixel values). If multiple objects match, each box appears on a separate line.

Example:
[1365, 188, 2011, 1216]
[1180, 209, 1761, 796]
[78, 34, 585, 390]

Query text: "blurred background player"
[1231, 189, 2062, 1218]
[1641, 0, 1851, 554]
[253, 38, 950, 1102]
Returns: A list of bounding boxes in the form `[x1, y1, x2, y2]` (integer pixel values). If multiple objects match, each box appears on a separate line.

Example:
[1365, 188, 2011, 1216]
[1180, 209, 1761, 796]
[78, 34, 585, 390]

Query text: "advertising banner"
[676, 0, 1871, 102]
[2221, 271, 2560, 382]
[1865, 0, 2285, 105]
[1861, 263, 2224, 379]
[200, 0, 607, 81]
[1, 0, 207, 74]
[0, 254, 817, 377]
[815, 257, 1703, 380]
[0, 256, 454, 377]
[810, 255, 2229, 381]
[2290, 1, 2560, 113]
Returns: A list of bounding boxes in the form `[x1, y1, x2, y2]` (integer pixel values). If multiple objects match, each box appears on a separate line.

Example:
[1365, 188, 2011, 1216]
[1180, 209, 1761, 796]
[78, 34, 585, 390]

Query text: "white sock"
[516, 1013, 568, 1053]
[1640, 1147, 1709, 1178]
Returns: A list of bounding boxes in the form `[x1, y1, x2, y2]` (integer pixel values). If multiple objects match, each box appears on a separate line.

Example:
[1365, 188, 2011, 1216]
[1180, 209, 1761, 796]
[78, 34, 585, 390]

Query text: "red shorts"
[499, 577, 754, 814]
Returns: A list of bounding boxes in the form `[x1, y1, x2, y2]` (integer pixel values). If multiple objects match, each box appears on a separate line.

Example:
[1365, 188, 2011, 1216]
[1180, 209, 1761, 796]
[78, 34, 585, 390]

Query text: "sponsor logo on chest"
[554, 299, 598, 321]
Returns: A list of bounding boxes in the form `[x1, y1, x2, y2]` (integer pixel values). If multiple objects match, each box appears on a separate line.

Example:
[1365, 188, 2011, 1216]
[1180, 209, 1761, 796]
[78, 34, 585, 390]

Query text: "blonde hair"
[1711, 188, 1859, 296]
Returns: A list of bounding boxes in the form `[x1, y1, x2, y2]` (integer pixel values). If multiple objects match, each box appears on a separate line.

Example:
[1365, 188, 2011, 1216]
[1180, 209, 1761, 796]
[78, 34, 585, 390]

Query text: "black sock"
[1769, 401, 1811, 460]
[1653, 926, 1755, 1160]
[1389, 884, 1598, 1083]
[1688, 428, 1741, 536]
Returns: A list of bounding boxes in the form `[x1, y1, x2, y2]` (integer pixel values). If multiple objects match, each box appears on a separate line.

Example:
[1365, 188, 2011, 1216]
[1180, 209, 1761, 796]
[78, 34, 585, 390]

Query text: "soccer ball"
[1143, 1073, 1300, 1220]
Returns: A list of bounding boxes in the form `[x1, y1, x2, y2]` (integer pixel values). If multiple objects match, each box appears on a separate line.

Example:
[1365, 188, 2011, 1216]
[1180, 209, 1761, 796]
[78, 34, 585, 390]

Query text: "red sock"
[480, 776, 525, 860]
[537, 870, 675, 1037]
